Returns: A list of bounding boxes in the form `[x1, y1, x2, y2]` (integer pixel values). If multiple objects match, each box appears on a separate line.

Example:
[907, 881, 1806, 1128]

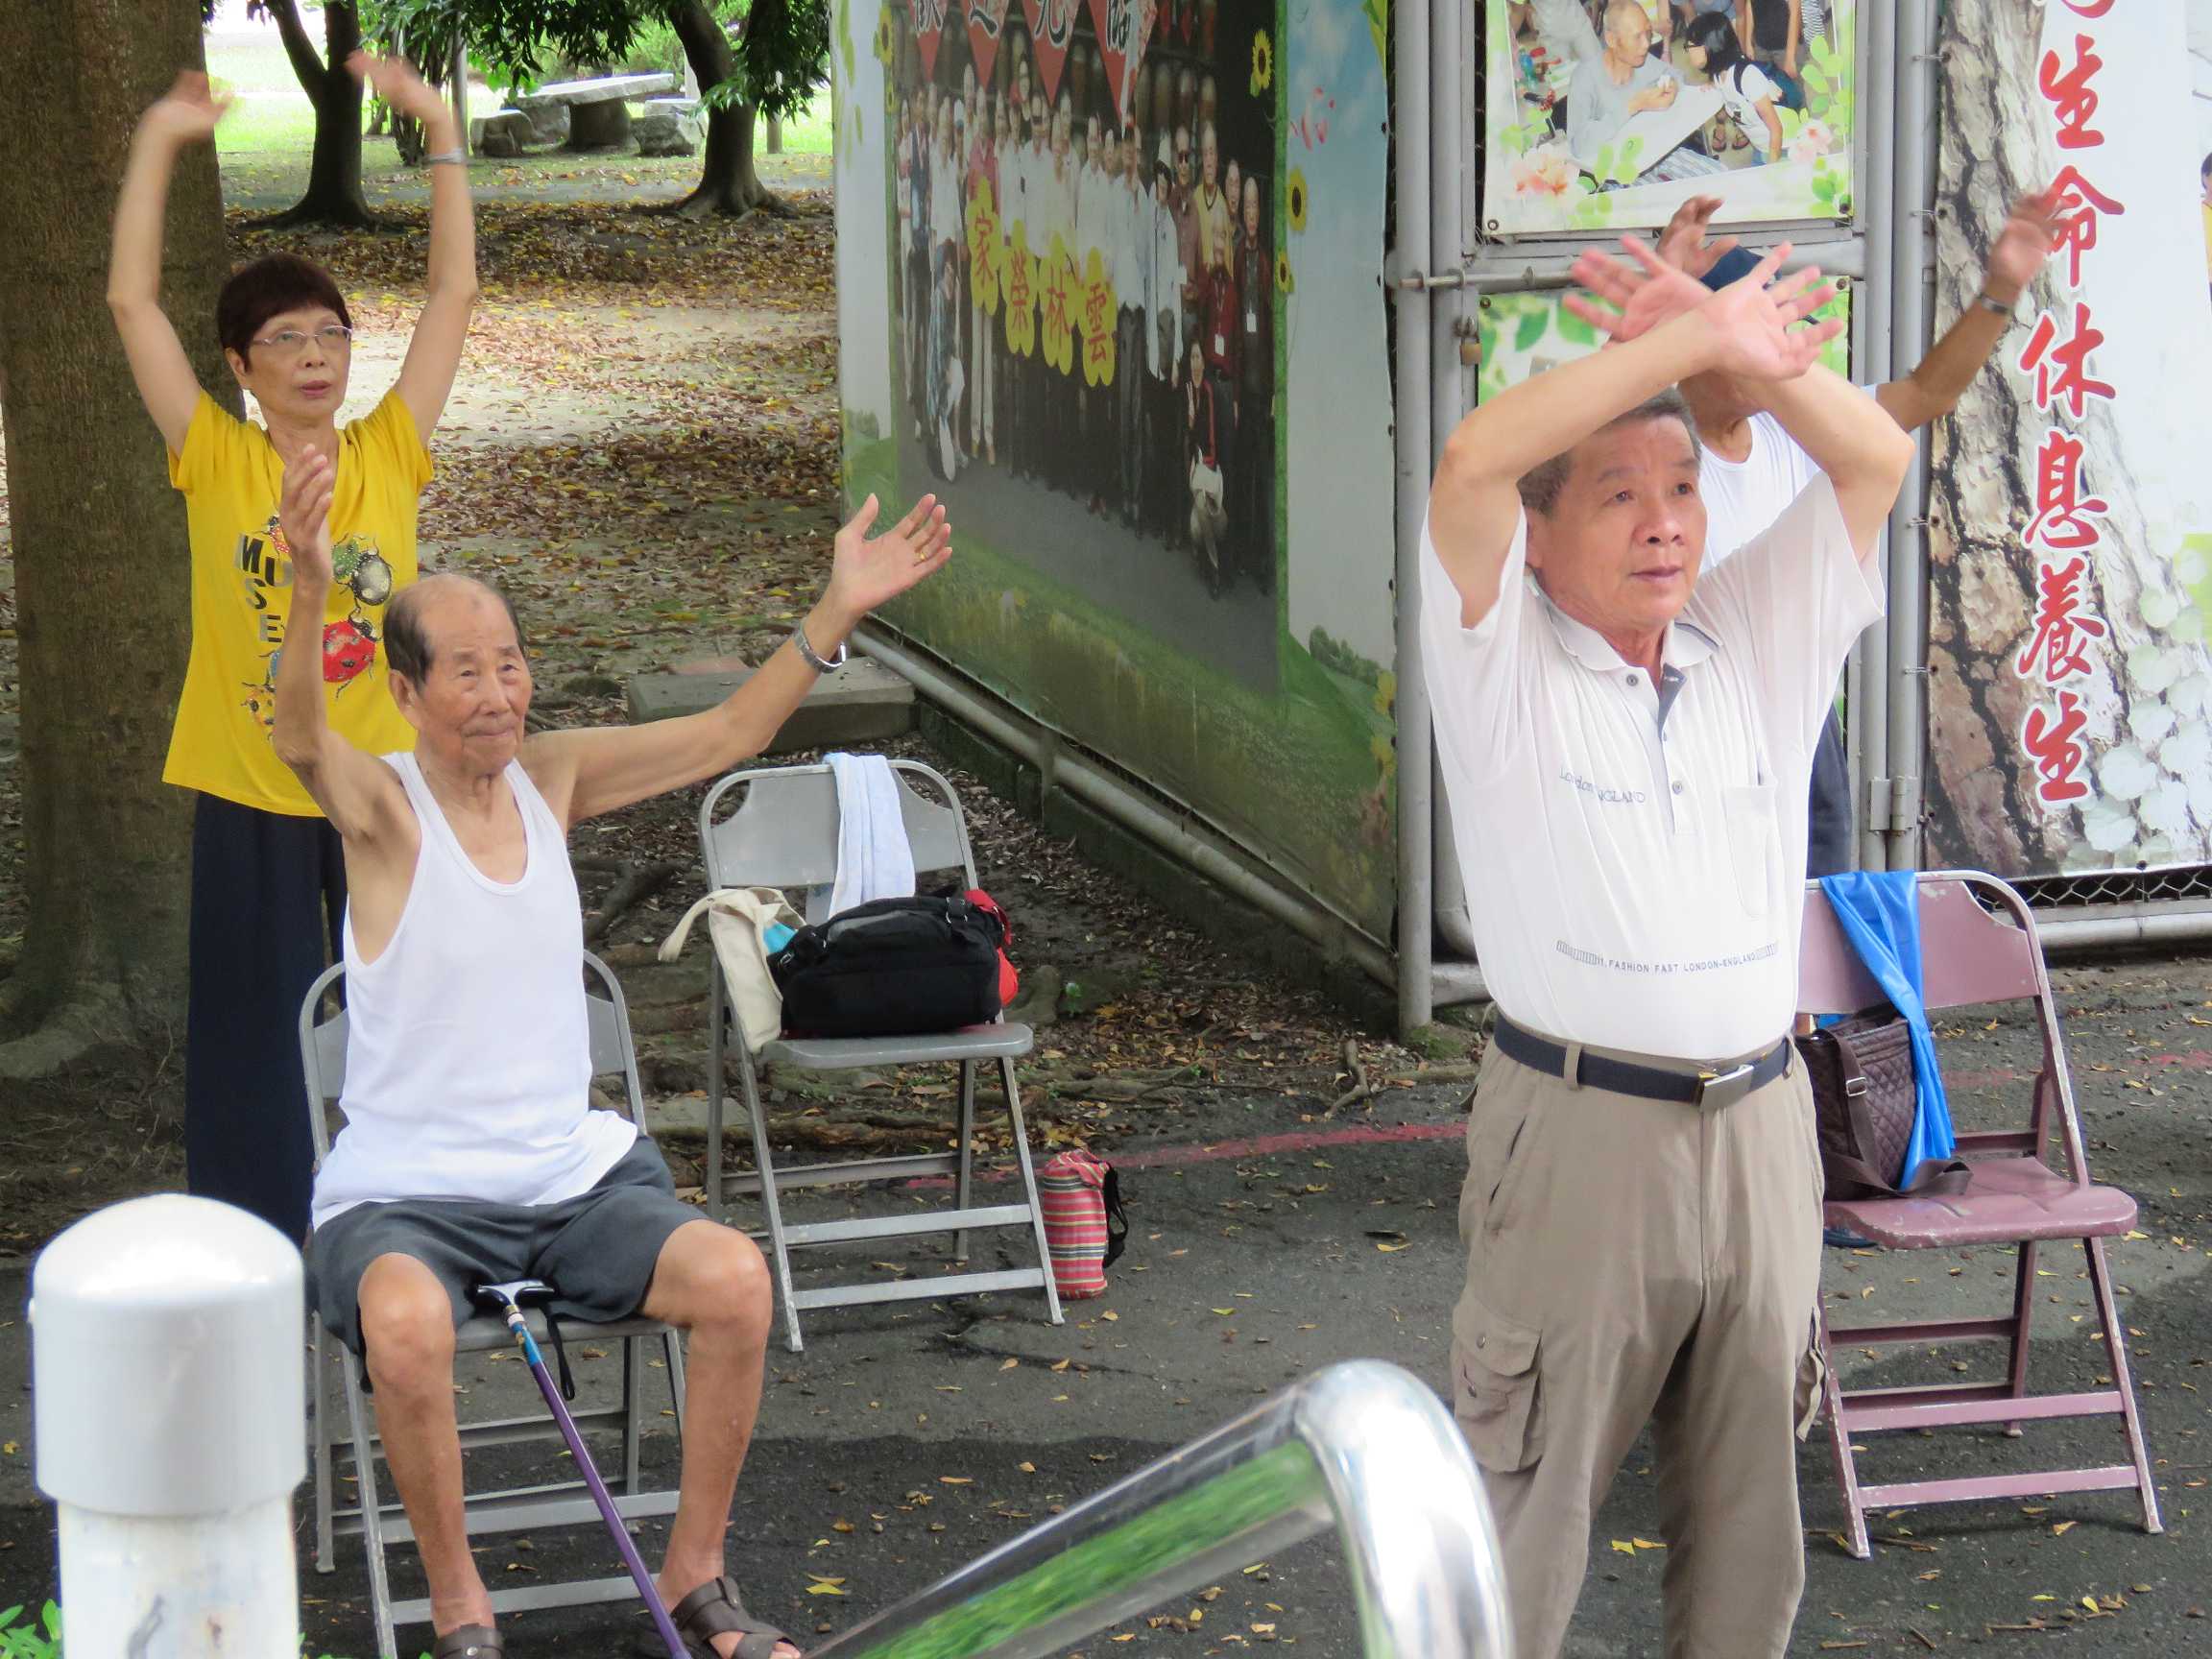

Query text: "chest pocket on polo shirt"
[1722, 781, 1779, 917]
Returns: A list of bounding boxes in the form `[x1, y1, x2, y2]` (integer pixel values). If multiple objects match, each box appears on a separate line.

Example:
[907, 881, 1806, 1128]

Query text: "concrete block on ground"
[627, 656, 916, 754]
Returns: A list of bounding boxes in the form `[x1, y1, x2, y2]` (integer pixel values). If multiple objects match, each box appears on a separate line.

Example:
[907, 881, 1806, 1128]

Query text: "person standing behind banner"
[1232, 171, 1274, 593]
[107, 57, 477, 1243]
[1186, 336, 1228, 589]
[1114, 123, 1151, 532]
[1199, 223, 1239, 563]
[1147, 144, 1189, 545]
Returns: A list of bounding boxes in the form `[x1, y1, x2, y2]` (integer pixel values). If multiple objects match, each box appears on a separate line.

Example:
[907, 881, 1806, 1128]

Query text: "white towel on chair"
[805, 752, 918, 924]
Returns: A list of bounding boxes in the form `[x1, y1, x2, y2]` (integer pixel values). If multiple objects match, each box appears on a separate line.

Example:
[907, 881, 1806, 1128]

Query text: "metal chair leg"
[706, 958, 729, 1226]
[1000, 1054, 1065, 1327]
[2085, 1236, 2164, 1535]
[344, 1365, 400, 1659]
[622, 1334, 644, 1495]
[313, 1321, 336, 1574]
[1816, 1302, 1870, 1560]
[2003, 1238, 2039, 1436]
[954, 1059, 978, 1262]
[664, 1328, 688, 1442]
[741, 1054, 807, 1352]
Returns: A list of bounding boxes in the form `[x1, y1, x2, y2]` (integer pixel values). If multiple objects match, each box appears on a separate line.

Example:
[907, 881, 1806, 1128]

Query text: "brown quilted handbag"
[1795, 1012, 1968, 1200]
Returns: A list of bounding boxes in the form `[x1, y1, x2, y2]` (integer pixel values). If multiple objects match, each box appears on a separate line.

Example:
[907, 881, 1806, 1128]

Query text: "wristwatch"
[792, 622, 848, 674]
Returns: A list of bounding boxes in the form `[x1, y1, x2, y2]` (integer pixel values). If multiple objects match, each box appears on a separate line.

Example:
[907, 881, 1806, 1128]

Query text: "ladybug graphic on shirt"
[239, 516, 395, 730]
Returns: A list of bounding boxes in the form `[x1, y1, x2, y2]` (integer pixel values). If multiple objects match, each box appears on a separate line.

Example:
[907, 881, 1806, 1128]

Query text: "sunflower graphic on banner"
[1021, 0, 1080, 104]
[966, 0, 1013, 88]
[1085, 0, 1154, 125]
[908, 0, 948, 80]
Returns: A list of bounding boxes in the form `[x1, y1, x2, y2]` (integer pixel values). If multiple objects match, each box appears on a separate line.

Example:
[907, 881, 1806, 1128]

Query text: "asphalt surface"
[3, 955, 2209, 1658]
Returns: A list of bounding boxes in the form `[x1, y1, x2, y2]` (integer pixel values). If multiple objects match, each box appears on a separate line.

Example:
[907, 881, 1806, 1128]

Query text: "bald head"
[1604, 0, 1653, 50]
[385, 572, 524, 687]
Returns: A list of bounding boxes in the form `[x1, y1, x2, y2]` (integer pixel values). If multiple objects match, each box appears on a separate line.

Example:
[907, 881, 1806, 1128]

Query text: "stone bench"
[511, 72, 679, 150]
[627, 656, 916, 754]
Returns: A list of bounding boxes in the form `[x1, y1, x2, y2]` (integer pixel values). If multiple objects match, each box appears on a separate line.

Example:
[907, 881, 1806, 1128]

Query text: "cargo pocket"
[1452, 1293, 1544, 1473]
[1793, 1306, 1830, 1441]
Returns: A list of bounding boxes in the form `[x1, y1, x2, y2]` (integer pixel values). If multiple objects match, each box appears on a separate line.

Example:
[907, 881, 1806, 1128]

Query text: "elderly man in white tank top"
[272, 446, 951, 1659]
[1420, 244, 1911, 1657]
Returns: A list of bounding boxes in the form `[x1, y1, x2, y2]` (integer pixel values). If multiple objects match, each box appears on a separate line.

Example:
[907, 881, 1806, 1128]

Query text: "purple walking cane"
[474, 1280, 688, 1659]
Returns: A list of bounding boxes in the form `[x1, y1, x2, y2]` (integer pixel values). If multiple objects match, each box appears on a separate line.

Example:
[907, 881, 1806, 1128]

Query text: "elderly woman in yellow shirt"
[108, 55, 476, 1241]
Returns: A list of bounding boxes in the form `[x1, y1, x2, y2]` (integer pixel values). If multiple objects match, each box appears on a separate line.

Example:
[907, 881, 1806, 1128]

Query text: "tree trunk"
[665, 0, 783, 217]
[1925, 0, 2212, 875]
[262, 0, 383, 228]
[0, 0, 238, 1075]
[766, 113, 782, 154]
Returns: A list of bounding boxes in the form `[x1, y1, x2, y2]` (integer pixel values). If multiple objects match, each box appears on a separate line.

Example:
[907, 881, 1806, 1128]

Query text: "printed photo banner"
[1481, 0, 1859, 237]
[909, 0, 949, 80]
[1022, 0, 1082, 103]
[1923, 0, 2212, 877]
[1086, 0, 1156, 125]
[966, 0, 1014, 89]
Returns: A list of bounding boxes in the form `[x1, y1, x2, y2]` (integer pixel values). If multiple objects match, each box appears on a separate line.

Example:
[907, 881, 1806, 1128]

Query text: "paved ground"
[2, 948, 2208, 1656]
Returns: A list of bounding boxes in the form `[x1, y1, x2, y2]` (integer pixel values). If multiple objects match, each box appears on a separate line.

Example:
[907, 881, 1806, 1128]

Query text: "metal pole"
[1850, 0, 1895, 873]
[32, 1195, 305, 1657]
[809, 1360, 1510, 1659]
[1886, 0, 1939, 871]
[1391, 0, 1435, 1040]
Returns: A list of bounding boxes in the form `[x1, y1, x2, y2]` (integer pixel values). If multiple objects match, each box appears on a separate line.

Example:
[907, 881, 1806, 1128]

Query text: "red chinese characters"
[2013, 10, 2125, 813]
[2021, 692, 2093, 805]
[2015, 553, 2108, 685]
[2037, 35, 2105, 150]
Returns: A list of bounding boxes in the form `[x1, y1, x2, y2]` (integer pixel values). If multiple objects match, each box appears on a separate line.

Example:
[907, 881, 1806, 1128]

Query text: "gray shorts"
[307, 1138, 703, 1357]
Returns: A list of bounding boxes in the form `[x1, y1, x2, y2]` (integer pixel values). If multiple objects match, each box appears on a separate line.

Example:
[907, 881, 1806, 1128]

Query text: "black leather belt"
[1493, 1018, 1791, 1111]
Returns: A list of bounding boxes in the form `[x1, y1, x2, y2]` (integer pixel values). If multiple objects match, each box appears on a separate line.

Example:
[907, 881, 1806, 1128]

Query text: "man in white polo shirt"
[1422, 245, 1912, 1658]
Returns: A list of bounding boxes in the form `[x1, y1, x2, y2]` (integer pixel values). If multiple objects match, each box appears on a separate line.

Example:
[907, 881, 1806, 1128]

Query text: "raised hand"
[1566, 235, 1714, 345]
[347, 52, 450, 130]
[136, 71, 232, 150]
[822, 493, 953, 622]
[1653, 193, 1742, 281]
[1985, 184, 2066, 301]
[1698, 244, 1844, 383]
[279, 445, 338, 593]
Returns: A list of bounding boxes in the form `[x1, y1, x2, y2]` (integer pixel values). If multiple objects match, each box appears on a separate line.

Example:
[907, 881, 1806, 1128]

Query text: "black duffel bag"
[770, 895, 1005, 1038]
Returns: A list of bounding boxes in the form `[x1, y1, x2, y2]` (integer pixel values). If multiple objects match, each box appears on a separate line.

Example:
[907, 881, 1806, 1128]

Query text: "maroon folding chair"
[1797, 871, 2161, 1558]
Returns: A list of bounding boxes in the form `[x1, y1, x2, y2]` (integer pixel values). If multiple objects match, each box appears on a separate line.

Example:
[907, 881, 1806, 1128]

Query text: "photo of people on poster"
[881, 0, 1282, 686]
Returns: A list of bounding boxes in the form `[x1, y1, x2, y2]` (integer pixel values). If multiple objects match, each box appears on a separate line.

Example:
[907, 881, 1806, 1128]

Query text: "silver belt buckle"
[1695, 1060, 1758, 1111]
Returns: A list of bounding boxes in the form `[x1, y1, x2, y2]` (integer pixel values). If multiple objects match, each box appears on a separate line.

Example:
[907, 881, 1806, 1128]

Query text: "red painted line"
[903, 1119, 1465, 1190]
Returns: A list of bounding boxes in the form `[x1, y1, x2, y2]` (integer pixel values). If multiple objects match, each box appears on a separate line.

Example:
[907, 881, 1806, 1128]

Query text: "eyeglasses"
[252, 324, 354, 356]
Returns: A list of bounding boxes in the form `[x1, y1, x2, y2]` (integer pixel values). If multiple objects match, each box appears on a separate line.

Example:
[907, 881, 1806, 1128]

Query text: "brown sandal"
[663, 1575, 794, 1658]
[432, 1626, 504, 1659]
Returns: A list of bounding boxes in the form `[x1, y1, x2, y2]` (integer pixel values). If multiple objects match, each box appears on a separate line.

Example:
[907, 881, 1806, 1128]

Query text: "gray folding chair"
[696, 759, 1065, 1351]
[301, 951, 689, 1659]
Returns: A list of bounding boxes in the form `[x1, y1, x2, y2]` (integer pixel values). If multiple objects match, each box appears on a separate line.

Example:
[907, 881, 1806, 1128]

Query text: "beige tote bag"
[659, 887, 804, 1053]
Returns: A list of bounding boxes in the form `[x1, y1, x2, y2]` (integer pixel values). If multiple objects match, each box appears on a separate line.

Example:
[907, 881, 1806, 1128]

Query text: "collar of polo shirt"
[1535, 590, 1719, 681]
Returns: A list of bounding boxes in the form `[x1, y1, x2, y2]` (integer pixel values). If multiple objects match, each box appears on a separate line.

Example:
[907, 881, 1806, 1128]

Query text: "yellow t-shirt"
[164, 391, 432, 816]
[2202, 201, 2212, 281]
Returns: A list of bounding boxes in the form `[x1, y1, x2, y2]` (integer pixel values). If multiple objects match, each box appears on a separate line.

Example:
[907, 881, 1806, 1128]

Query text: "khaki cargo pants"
[1453, 1039, 1825, 1659]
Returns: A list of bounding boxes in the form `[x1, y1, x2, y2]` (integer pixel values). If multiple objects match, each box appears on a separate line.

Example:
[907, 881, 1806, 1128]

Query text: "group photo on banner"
[880, 0, 1281, 616]
[1488, 0, 1859, 233]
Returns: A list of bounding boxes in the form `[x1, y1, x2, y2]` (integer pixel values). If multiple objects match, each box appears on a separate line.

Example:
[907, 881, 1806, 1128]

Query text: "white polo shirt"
[1421, 478, 1882, 1059]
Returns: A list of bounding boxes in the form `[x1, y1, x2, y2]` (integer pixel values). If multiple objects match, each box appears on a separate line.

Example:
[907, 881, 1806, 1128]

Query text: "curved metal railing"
[810, 1359, 1512, 1659]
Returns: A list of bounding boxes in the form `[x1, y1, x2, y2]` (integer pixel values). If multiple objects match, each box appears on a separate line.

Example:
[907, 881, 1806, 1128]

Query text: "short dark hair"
[384, 576, 526, 685]
[217, 252, 351, 367]
[2202, 151, 2212, 180]
[1517, 391, 1701, 517]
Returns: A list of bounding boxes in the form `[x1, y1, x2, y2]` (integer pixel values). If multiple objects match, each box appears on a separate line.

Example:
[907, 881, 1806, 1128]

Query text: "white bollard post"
[31, 1194, 305, 1657]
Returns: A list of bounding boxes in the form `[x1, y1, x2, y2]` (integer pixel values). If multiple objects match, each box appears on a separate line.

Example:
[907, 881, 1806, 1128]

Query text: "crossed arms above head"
[1425, 244, 1891, 632]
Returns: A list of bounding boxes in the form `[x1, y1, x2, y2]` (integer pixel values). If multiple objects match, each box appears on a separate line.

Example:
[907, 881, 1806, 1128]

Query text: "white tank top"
[310, 753, 637, 1228]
